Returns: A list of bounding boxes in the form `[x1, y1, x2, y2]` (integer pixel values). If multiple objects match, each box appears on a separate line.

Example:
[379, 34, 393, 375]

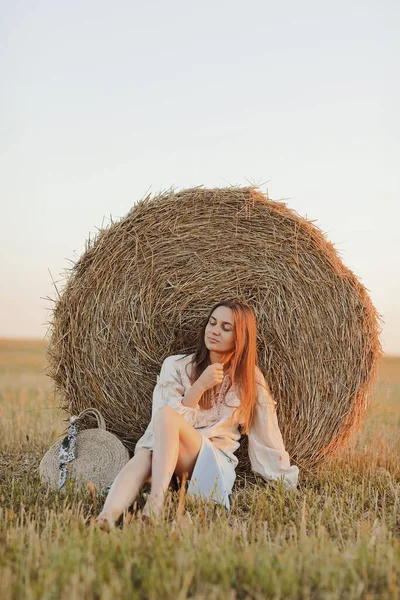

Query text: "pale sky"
[1, 1, 399, 353]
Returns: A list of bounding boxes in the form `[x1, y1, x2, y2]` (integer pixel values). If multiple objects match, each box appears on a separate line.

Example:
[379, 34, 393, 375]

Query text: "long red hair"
[181, 299, 260, 435]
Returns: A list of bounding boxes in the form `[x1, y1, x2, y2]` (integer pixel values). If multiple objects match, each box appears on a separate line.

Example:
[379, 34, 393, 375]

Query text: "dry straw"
[46, 185, 383, 477]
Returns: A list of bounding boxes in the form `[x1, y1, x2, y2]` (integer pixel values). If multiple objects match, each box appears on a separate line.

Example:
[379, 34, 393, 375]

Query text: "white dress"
[134, 353, 299, 513]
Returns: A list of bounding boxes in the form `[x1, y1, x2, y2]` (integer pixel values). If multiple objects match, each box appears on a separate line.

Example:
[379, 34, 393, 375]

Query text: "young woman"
[96, 299, 299, 529]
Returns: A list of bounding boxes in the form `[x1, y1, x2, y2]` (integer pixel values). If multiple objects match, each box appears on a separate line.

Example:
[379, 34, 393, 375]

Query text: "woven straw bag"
[39, 408, 130, 493]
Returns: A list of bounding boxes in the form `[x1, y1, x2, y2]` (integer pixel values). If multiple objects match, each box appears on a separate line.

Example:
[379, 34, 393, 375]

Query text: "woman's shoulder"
[254, 364, 277, 406]
[255, 364, 265, 383]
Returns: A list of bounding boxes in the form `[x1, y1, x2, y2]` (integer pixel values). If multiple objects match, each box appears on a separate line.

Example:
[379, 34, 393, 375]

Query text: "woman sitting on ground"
[96, 298, 299, 529]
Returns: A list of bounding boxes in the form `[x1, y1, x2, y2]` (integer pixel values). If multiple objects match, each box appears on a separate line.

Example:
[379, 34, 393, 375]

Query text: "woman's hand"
[197, 363, 224, 391]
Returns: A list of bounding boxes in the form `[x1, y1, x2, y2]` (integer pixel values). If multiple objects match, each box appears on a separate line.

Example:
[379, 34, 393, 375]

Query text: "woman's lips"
[208, 338, 219, 344]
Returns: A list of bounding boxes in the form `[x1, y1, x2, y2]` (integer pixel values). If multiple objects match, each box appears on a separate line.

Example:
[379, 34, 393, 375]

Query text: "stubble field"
[0, 339, 399, 600]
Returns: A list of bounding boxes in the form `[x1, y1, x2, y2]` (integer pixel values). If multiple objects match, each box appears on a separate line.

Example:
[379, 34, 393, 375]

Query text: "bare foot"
[141, 513, 152, 525]
[95, 513, 115, 532]
[141, 496, 164, 522]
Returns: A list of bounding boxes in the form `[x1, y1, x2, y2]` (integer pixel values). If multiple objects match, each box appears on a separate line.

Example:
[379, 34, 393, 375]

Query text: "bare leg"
[96, 448, 152, 529]
[142, 406, 202, 520]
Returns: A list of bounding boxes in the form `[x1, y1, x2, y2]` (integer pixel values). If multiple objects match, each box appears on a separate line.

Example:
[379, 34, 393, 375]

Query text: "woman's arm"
[154, 357, 226, 429]
[154, 356, 203, 425]
[248, 369, 299, 490]
[181, 362, 223, 408]
[181, 379, 206, 409]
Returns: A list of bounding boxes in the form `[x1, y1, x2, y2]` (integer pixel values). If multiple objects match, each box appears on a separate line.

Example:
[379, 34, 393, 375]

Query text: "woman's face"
[204, 306, 235, 354]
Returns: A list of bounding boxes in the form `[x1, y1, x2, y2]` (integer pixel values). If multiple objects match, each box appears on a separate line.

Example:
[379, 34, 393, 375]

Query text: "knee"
[154, 405, 176, 423]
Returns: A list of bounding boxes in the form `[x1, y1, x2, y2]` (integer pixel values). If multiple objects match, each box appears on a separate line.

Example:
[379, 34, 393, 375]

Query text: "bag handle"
[74, 408, 106, 430]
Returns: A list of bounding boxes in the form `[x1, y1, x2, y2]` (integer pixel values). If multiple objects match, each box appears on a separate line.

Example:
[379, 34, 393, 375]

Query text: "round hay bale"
[46, 185, 383, 476]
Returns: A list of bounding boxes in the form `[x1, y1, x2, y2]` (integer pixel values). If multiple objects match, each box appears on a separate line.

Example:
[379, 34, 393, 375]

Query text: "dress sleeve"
[248, 369, 299, 490]
[154, 355, 200, 426]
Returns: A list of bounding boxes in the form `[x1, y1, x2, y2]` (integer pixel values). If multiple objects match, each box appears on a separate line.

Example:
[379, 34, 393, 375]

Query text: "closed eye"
[209, 319, 232, 332]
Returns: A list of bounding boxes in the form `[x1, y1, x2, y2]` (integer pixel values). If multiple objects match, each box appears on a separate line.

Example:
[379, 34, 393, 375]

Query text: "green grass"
[0, 340, 399, 600]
